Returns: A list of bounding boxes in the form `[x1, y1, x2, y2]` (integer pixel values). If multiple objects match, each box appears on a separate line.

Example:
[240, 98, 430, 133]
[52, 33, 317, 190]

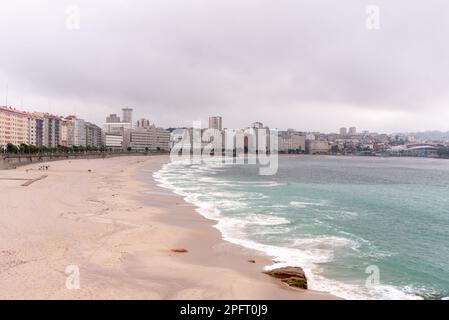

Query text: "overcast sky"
[1, 0, 448, 133]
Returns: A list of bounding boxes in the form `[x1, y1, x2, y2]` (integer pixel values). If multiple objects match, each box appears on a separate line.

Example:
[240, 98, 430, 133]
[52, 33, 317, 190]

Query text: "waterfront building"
[103, 132, 123, 150]
[32, 112, 62, 148]
[85, 122, 103, 147]
[208, 116, 223, 131]
[278, 130, 306, 153]
[252, 122, 264, 129]
[305, 133, 316, 141]
[349, 127, 357, 135]
[27, 113, 44, 146]
[0, 106, 29, 147]
[103, 122, 132, 133]
[306, 140, 330, 154]
[122, 107, 133, 124]
[67, 117, 86, 147]
[123, 127, 171, 151]
[106, 114, 121, 123]
[136, 118, 151, 129]
[59, 118, 70, 147]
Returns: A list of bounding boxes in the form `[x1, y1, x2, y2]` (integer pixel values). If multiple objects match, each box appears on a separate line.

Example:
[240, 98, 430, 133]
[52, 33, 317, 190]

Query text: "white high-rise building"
[136, 118, 151, 129]
[67, 118, 86, 147]
[106, 114, 121, 123]
[0, 106, 29, 147]
[349, 127, 357, 135]
[340, 127, 348, 135]
[103, 122, 132, 133]
[123, 127, 171, 151]
[122, 107, 133, 124]
[252, 122, 264, 129]
[208, 116, 222, 131]
[37, 113, 62, 148]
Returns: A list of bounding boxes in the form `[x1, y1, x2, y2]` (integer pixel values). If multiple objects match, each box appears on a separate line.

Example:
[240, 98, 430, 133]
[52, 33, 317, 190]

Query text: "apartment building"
[0, 106, 29, 147]
[85, 122, 102, 147]
[123, 127, 170, 151]
[32, 113, 62, 147]
[103, 132, 123, 150]
[208, 116, 223, 131]
[66, 118, 86, 147]
[279, 131, 306, 153]
[27, 113, 44, 146]
[306, 139, 330, 154]
[103, 122, 132, 134]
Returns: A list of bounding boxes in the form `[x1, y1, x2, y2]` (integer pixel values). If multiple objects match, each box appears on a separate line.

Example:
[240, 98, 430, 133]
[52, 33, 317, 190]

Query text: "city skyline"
[3, 103, 449, 137]
[1, 1, 449, 133]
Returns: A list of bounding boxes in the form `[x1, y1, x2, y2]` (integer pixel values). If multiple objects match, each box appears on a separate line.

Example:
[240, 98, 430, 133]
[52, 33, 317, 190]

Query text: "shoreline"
[0, 155, 338, 299]
[127, 156, 340, 299]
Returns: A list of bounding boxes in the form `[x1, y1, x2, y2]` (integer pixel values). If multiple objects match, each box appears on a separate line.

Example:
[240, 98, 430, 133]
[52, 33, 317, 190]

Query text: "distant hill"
[409, 131, 449, 141]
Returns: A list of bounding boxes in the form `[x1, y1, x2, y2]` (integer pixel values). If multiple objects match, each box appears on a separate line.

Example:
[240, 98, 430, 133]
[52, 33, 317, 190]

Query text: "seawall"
[0, 152, 167, 170]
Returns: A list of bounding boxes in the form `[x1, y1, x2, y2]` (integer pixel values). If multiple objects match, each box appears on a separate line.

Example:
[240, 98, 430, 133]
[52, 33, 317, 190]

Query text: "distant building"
[103, 122, 132, 134]
[123, 127, 171, 151]
[64, 117, 102, 148]
[305, 133, 316, 141]
[27, 113, 44, 146]
[33, 113, 62, 148]
[278, 131, 306, 153]
[252, 122, 264, 129]
[67, 118, 86, 147]
[106, 114, 121, 123]
[103, 132, 123, 150]
[122, 107, 133, 124]
[60, 118, 70, 147]
[388, 144, 440, 157]
[349, 127, 357, 135]
[340, 127, 347, 135]
[208, 116, 223, 131]
[0, 106, 29, 147]
[85, 122, 102, 147]
[306, 140, 330, 154]
[136, 118, 151, 129]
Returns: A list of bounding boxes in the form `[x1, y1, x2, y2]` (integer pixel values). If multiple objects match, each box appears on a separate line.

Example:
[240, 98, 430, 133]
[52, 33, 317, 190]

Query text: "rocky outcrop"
[264, 267, 308, 289]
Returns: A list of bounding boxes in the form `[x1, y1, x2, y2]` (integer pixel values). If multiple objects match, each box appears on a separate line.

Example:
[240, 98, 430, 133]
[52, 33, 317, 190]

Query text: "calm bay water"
[153, 155, 449, 300]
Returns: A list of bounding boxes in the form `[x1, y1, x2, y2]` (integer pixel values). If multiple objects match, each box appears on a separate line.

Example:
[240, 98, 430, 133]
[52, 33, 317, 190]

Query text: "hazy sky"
[1, 0, 448, 133]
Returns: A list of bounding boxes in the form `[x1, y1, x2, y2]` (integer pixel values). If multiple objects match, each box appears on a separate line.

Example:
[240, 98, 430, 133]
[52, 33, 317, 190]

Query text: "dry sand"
[0, 155, 337, 299]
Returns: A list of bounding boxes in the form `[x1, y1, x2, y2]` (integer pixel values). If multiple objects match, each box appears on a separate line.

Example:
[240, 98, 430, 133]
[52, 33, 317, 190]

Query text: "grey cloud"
[1, 0, 448, 132]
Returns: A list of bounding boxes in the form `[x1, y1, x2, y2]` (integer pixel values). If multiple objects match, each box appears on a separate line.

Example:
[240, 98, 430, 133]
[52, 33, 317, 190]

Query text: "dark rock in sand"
[171, 248, 188, 253]
[264, 267, 308, 289]
[248, 259, 256, 263]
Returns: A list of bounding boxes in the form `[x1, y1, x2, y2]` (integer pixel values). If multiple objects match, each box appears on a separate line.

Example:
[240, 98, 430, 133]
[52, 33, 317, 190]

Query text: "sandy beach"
[0, 155, 336, 299]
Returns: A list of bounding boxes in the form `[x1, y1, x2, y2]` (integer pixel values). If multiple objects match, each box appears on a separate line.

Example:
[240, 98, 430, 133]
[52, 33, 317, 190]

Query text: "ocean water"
[153, 155, 449, 300]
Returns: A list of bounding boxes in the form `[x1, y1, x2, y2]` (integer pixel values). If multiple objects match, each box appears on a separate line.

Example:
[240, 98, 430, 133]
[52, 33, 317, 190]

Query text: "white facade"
[0, 106, 29, 146]
[136, 118, 151, 128]
[123, 127, 171, 151]
[104, 133, 123, 149]
[122, 108, 133, 124]
[252, 122, 264, 129]
[67, 118, 86, 147]
[40, 114, 62, 148]
[349, 127, 357, 135]
[279, 132, 306, 152]
[103, 122, 132, 133]
[85, 122, 102, 147]
[306, 140, 330, 154]
[208, 116, 222, 131]
[106, 114, 121, 123]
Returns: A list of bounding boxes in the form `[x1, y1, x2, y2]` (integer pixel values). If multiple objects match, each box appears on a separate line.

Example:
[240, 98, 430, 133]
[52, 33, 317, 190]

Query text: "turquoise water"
[154, 156, 449, 300]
